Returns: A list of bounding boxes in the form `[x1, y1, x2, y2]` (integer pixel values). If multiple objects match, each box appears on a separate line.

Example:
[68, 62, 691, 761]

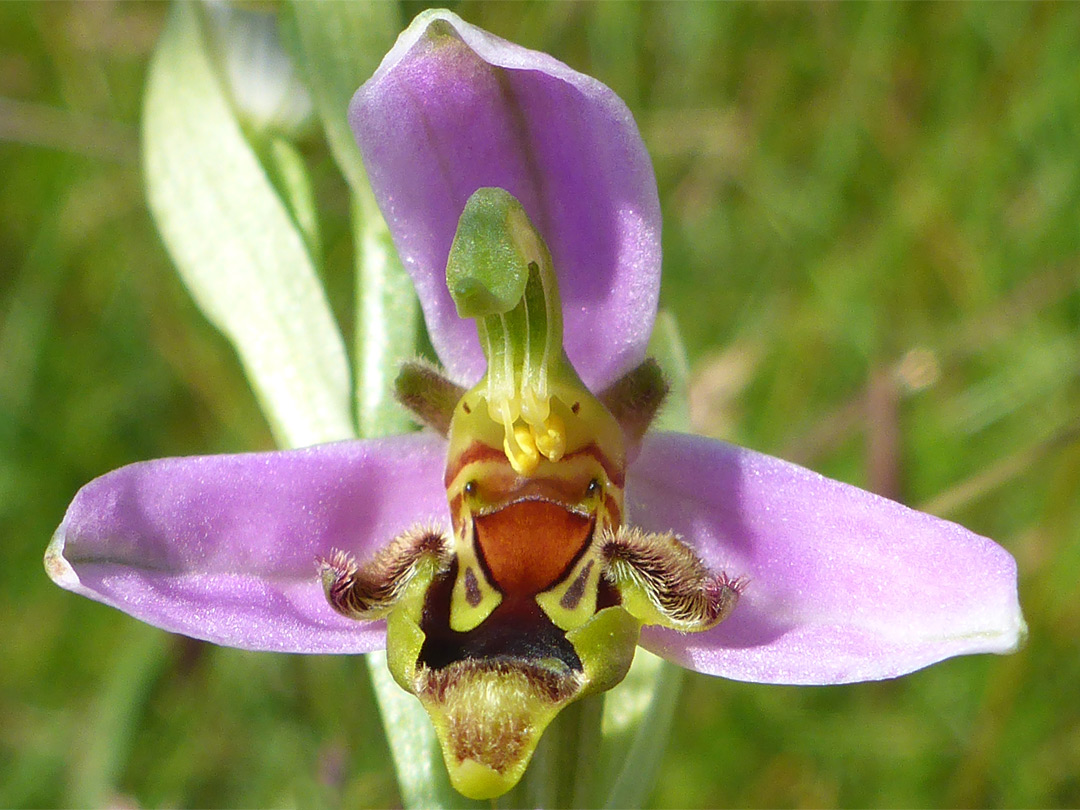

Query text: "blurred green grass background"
[2, 2, 1078, 807]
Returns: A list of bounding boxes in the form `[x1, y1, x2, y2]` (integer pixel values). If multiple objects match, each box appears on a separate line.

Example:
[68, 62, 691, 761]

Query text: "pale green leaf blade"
[265, 135, 322, 266]
[353, 199, 418, 437]
[143, 1, 353, 448]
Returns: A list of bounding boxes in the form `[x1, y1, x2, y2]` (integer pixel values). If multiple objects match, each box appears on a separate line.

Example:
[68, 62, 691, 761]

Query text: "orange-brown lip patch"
[474, 500, 592, 596]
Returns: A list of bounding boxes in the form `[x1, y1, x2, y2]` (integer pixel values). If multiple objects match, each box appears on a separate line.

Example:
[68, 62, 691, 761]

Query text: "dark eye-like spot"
[464, 480, 478, 497]
[586, 479, 601, 497]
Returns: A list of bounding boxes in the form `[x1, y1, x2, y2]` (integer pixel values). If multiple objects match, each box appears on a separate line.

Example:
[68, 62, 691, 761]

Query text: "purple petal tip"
[629, 432, 1025, 685]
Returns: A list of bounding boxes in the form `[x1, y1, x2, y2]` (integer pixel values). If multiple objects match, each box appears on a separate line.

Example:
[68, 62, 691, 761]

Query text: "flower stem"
[509, 694, 601, 809]
[598, 654, 685, 808]
[508, 654, 684, 809]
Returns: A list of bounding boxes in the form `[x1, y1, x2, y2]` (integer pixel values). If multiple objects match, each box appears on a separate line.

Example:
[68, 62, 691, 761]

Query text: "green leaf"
[647, 310, 693, 433]
[597, 650, 685, 809]
[203, 2, 314, 138]
[143, 1, 353, 448]
[352, 198, 419, 437]
[284, 4, 436, 804]
[284, 1, 417, 438]
[264, 135, 322, 265]
[283, 1, 399, 198]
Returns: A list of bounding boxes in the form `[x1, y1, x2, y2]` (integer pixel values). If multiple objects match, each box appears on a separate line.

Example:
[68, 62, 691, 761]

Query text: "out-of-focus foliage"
[1, 2, 1077, 807]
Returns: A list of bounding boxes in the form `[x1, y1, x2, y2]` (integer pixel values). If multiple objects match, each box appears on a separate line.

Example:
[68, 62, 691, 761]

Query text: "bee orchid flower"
[46, 9, 1025, 802]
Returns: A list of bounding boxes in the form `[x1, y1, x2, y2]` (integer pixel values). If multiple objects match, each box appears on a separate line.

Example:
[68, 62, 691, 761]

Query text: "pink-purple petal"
[350, 9, 660, 390]
[627, 432, 1025, 685]
[46, 434, 449, 653]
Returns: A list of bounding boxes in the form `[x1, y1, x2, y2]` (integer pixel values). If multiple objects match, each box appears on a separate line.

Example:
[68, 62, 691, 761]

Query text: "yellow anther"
[505, 423, 540, 476]
[488, 386, 568, 472]
[534, 412, 566, 462]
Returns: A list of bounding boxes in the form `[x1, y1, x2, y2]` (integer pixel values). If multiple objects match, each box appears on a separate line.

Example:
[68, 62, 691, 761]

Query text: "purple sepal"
[350, 9, 661, 390]
[628, 432, 1026, 684]
[46, 435, 449, 653]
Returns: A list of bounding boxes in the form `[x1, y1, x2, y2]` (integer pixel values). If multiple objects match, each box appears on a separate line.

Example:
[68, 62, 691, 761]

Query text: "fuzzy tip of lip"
[44, 526, 80, 589]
